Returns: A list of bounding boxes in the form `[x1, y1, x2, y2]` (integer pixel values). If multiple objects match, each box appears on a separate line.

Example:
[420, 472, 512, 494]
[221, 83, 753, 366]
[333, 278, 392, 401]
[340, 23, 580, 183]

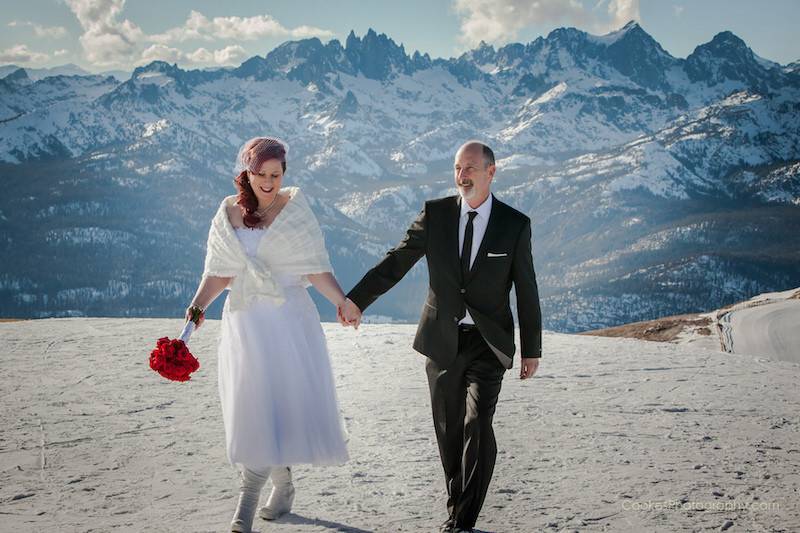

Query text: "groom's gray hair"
[457, 140, 495, 168]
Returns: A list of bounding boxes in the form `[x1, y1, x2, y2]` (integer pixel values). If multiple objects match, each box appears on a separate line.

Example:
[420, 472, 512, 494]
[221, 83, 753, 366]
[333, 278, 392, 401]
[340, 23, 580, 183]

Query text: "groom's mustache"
[458, 181, 473, 187]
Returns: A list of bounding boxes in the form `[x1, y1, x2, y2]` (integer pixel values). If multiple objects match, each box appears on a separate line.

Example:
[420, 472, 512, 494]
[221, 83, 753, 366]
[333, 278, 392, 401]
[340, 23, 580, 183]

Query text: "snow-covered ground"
[717, 288, 800, 363]
[2, 318, 799, 532]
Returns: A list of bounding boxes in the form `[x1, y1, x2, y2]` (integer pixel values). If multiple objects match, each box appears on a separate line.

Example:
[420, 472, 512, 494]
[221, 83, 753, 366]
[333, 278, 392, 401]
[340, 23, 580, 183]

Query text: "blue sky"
[1, 0, 798, 72]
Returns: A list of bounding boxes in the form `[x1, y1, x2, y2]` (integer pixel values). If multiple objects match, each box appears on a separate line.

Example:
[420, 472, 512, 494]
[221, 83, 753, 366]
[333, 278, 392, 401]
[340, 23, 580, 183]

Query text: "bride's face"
[248, 159, 284, 205]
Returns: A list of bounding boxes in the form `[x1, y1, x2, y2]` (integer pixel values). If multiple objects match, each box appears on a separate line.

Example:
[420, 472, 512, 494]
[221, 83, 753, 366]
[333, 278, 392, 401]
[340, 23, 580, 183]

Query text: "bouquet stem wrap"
[178, 319, 196, 343]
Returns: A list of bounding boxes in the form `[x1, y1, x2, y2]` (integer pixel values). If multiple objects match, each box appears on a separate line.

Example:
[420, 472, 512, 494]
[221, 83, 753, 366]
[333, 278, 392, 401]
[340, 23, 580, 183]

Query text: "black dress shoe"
[439, 518, 456, 532]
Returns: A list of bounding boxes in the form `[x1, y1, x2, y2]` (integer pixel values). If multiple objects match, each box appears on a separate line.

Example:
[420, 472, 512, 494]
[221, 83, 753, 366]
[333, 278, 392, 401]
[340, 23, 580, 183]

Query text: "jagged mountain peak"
[598, 21, 671, 56]
[262, 37, 327, 71]
[335, 89, 359, 118]
[101, 60, 200, 107]
[344, 28, 412, 80]
[613, 22, 665, 48]
[131, 61, 184, 80]
[1, 24, 798, 330]
[620, 20, 641, 31]
[685, 29, 783, 89]
[346, 28, 405, 55]
[235, 36, 347, 89]
[688, 30, 755, 65]
[614, 20, 652, 40]
[546, 25, 588, 42]
[708, 30, 748, 49]
[600, 21, 676, 89]
[270, 36, 326, 57]
[459, 40, 498, 66]
[3, 67, 30, 83]
[233, 37, 337, 83]
[528, 22, 676, 89]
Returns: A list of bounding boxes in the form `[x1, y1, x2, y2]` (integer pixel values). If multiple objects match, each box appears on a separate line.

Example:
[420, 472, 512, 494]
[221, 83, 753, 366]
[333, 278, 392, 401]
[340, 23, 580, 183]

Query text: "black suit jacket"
[347, 193, 542, 369]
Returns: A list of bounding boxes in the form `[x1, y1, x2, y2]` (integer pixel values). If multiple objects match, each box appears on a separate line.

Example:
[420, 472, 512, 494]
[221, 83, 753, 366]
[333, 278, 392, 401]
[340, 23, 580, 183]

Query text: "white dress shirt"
[458, 192, 493, 325]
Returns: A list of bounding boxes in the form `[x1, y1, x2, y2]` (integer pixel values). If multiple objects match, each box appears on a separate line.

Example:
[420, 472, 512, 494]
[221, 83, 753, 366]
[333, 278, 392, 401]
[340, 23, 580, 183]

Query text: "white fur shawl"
[202, 186, 332, 311]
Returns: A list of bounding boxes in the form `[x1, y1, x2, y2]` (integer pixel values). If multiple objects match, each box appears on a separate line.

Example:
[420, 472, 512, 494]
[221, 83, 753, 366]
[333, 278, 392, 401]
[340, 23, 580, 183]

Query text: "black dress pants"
[425, 325, 506, 529]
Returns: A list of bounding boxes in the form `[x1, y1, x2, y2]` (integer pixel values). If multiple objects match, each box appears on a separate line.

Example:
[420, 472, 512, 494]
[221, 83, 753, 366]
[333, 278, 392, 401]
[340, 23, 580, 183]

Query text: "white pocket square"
[487, 252, 508, 257]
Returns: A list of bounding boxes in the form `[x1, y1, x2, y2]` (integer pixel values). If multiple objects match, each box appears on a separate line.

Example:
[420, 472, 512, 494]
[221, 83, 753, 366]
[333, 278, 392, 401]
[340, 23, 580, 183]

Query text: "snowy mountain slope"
[0, 69, 119, 123]
[1, 22, 798, 328]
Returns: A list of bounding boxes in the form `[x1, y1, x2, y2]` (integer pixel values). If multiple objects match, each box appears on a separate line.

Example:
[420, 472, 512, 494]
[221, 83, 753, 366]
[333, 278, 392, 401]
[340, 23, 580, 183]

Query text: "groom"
[340, 141, 542, 532]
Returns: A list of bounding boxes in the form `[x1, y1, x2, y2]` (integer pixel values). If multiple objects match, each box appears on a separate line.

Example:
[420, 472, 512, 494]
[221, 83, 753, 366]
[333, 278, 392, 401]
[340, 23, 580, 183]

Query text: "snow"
[45, 227, 135, 246]
[587, 23, 638, 46]
[307, 139, 383, 178]
[496, 154, 552, 169]
[532, 81, 567, 105]
[35, 201, 109, 219]
[143, 119, 170, 138]
[725, 301, 800, 362]
[1, 318, 798, 532]
[335, 185, 428, 230]
[605, 141, 693, 198]
[2, 31, 799, 331]
[135, 72, 173, 87]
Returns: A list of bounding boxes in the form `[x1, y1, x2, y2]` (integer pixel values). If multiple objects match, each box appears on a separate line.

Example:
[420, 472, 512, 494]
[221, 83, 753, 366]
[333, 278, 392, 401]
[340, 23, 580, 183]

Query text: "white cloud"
[62, 1, 335, 69]
[148, 10, 211, 44]
[186, 45, 248, 65]
[290, 25, 337, 39]
[7, 21, 69, 38]
[673, 5, 685, 17]
[64, 0, 145, 67]
[150, 10, 334, 44]
[140, 44, 184, 64]
[0, 44, 49, 64]
[139, 44, 248, 67]
[453, 0, 640, 47]
[54, 49, 70, 57]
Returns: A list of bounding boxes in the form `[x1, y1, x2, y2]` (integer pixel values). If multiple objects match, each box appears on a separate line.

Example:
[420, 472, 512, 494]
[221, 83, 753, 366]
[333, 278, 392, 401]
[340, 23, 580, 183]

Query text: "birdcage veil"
[234, 136, 290, 174]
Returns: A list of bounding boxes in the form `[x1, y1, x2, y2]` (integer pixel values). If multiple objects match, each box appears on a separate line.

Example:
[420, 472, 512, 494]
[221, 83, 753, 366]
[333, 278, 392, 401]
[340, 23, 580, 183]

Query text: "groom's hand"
[520, 357, 539, 380]
[340, 298, 363, 329]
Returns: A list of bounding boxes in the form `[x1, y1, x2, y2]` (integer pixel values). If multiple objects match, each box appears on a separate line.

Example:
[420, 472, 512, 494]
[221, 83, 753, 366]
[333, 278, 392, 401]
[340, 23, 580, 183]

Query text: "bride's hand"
[185, 306, 205, 329]
[339, 298, 362, 329]
[336, 303, 349, 327]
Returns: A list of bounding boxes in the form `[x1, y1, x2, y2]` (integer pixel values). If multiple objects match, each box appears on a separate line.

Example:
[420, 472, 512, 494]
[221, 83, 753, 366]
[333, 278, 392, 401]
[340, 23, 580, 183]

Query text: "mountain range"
[1, 21, 798, 331]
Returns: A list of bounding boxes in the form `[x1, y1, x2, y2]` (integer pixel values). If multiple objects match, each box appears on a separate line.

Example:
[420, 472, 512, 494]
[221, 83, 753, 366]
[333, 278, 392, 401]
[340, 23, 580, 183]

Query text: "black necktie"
[461, 210, 478, 279]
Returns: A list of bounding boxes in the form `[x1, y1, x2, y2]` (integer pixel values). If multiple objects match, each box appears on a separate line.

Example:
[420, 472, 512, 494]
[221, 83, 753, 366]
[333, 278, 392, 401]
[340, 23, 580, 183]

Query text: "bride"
[186, 137, 350, 532]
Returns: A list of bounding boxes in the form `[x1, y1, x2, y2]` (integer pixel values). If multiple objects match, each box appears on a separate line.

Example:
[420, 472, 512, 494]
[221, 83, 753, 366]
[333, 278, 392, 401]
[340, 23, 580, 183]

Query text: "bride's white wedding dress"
[216, 225, 349, 468]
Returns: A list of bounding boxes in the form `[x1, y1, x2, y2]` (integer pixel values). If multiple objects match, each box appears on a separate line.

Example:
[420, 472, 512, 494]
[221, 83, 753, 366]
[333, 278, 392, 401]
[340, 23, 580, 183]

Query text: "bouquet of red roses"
[149, 307, 203, 382]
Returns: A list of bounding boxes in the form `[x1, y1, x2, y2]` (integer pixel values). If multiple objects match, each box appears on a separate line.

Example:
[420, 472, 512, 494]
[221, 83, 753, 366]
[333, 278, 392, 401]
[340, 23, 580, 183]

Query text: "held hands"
[519, 357, 539, 380]
[337, 298, 362, 329]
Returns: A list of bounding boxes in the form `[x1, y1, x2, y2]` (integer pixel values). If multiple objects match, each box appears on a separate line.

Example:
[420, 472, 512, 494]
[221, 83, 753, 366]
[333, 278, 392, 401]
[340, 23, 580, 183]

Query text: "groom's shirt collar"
[459, 191, 493, 220]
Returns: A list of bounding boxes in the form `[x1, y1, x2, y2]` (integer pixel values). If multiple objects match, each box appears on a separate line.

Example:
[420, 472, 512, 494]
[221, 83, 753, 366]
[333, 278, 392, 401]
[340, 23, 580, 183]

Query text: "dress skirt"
[216, 230, 349, 468]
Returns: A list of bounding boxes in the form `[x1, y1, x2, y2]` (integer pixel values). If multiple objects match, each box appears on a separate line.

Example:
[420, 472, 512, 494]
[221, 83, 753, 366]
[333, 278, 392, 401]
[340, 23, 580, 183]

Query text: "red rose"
[149, 337, 200, 382]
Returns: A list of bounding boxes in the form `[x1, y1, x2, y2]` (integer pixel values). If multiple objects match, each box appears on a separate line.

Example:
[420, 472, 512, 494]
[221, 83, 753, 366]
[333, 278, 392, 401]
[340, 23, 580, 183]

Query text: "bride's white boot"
[258, 466, 295, 520]
[231, 466, 270, 532]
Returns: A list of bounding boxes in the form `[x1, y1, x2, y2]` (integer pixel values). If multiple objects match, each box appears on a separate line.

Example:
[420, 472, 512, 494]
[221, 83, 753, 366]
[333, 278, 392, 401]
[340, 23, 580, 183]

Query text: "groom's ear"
[487, 163, 496, 180]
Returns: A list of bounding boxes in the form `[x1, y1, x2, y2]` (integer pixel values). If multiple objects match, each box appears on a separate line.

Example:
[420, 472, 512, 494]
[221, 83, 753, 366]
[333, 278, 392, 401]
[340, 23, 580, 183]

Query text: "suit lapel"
[464, 194, 502, 285]
[448, 196, 463, 283]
